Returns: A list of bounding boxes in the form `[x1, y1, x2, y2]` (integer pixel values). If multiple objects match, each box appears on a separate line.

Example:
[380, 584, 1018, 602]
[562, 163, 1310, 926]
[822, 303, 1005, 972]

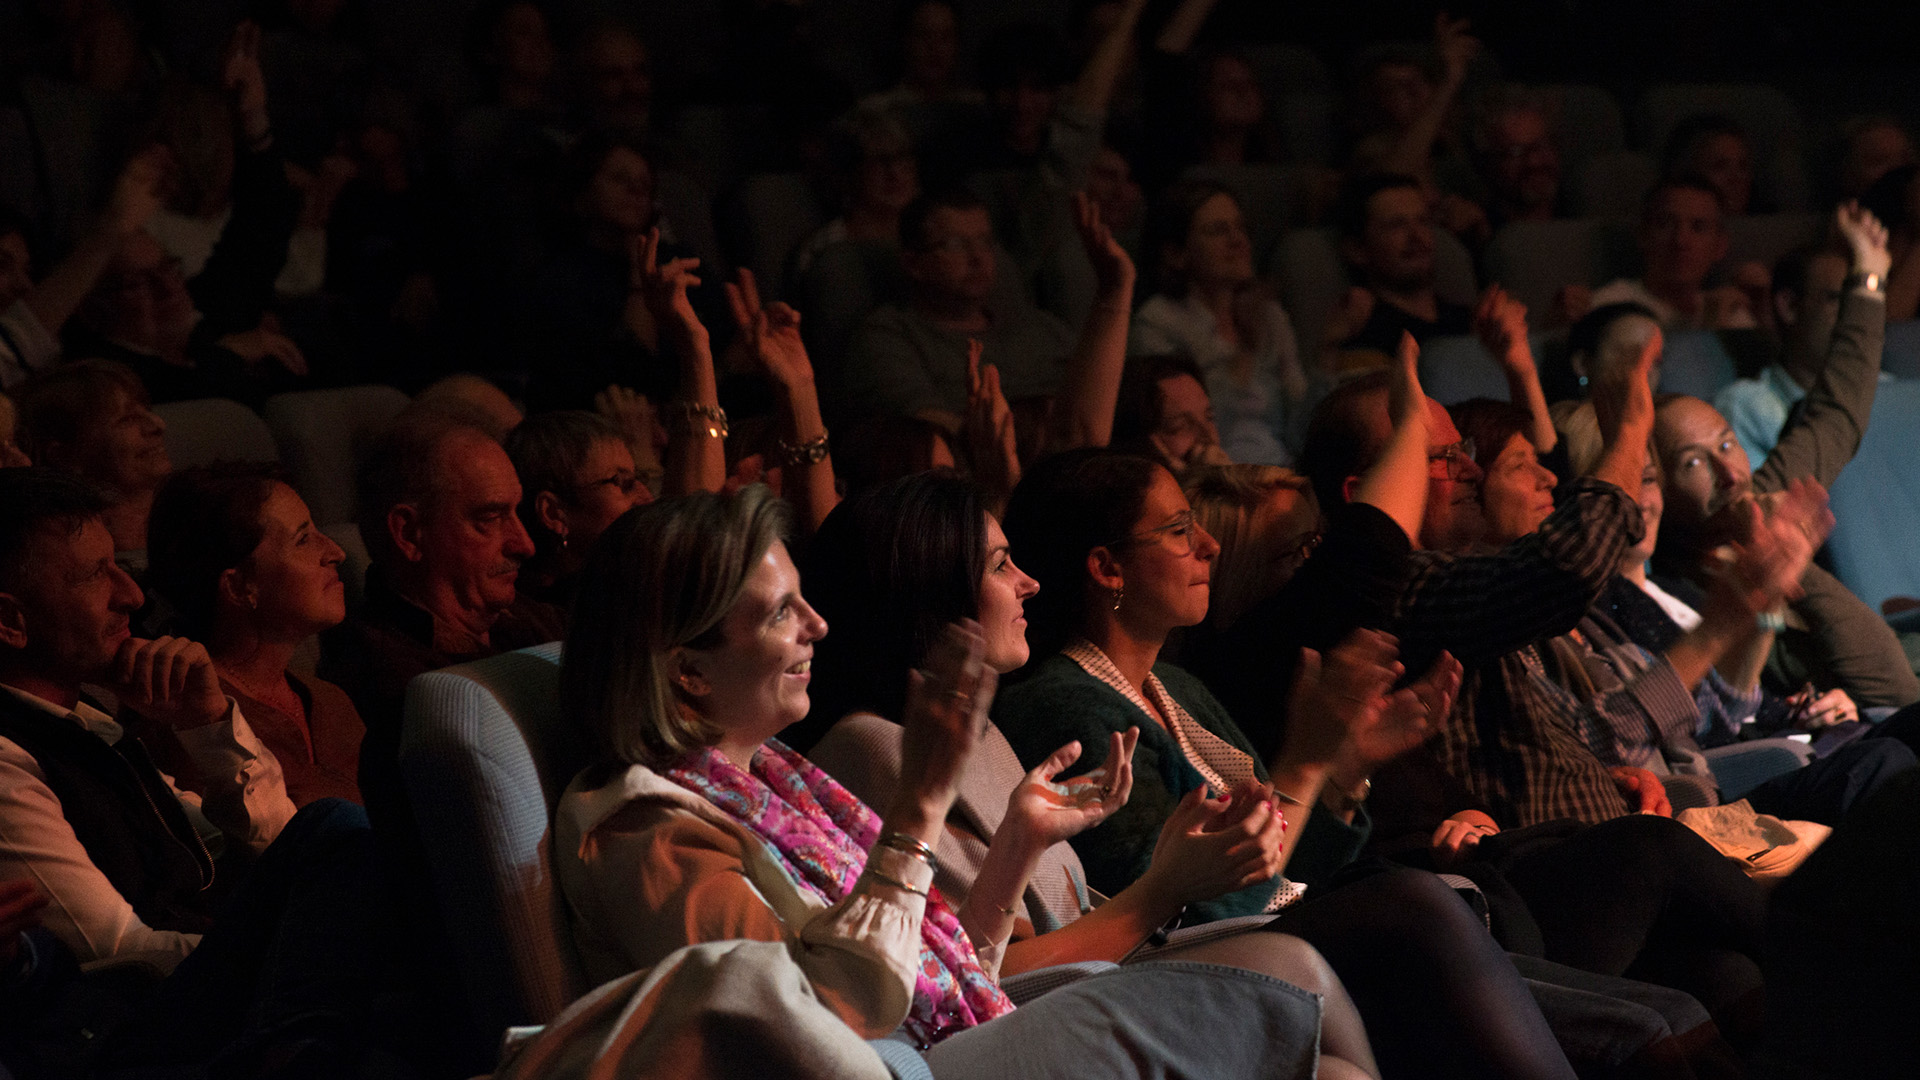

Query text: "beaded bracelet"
[667, 401, 728, 439]
[773, 431, 831, 468]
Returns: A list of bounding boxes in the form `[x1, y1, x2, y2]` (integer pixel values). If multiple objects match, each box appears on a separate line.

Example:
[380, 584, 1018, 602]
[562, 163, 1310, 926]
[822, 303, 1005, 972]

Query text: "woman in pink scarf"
[555, 486, 1341, 1076]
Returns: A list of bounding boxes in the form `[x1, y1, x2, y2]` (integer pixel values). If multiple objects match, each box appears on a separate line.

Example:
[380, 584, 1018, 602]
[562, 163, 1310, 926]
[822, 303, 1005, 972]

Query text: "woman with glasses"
[989, 446, 1602, 1080]
[504, 410, 651, 606]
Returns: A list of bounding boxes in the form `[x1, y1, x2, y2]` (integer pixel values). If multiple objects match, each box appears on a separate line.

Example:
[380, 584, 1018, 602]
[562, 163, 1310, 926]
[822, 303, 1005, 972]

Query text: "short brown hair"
[562, 487, 791, 766]
[14, 359, 148, 464]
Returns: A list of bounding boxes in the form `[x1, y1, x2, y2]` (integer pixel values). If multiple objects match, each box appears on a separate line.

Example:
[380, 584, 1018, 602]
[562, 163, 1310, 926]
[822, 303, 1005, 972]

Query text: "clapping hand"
[897, 622, 997, 824]
[221, 21, 271, 144]
[1073, 191, 1135, 297]
[1140, 781, 1288, 905]
[1472, 285, 1532, 370]
[966, 339, 1021, 499]
[1001, 728, 1138, 851]
[1836, 200, 1892, 276]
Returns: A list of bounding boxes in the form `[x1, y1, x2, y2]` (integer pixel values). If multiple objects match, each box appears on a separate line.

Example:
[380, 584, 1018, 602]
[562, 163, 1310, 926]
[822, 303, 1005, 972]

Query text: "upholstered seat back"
[400, 642, 592, 1037]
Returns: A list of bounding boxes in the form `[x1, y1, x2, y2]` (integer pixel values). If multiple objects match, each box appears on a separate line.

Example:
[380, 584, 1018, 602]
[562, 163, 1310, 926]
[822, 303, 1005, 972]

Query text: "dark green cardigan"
[994, 653, 1368, 924]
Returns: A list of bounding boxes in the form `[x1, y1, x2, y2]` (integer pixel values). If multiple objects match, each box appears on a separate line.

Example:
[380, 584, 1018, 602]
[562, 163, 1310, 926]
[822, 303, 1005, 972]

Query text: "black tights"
[1501, 815, 1767, 1040]
[1267, 868, 1577, 1080]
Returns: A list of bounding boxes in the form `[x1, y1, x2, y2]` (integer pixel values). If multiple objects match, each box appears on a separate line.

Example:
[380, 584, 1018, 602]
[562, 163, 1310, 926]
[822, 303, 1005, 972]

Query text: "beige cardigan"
[811, 715, 1097, 934]
[554, 755, 1005, 1040]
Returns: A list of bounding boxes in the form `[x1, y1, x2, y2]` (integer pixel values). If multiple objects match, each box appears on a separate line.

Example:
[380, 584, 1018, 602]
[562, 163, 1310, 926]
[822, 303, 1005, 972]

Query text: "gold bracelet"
[864, 868, 929, 898]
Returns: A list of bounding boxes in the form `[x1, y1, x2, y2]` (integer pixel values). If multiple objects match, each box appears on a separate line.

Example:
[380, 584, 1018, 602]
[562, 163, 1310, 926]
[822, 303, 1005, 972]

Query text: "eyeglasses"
[1109, 510, 1203, 556]
[573, 470, 644, 497]
[1277, 530, 1323, 566]
[1427, 438, 1477, 481]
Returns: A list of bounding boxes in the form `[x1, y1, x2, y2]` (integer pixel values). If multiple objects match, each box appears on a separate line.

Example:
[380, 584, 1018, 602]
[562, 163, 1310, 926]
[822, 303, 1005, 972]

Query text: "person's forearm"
[1504, 348, 1557, 453]
[1384, 73, 1463, 176]
[1351, 415, 1428, 543]
[998, 873, 1183, 975]
[1588, 411, 1651, 494]
[1154, 0, 1222, 54]
[775, 378, 839, 533]
[1266, 756, 1331, 859]
[22, 223, 122, 337]
[1067, 0, 1145, 118]
[662, 337, 726, 496]
[956, 826, 1047, 966]
[1051, 286, 1134, 451]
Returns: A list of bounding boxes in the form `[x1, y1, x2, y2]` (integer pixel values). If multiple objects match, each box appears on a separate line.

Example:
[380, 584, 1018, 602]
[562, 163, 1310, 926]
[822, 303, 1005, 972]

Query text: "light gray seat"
[262, 384, 410, 528]
[1573, 150, 1658, 218]
[1538, 83, 1628, 181]
[1883, 321, 1920, 380]
[154, 398, 280, 468]
[1826, 379, 1920, 616]
[1487, 217, 1636, 317]
[723, 172, 827, 303]
[401, 642, 592, 1043]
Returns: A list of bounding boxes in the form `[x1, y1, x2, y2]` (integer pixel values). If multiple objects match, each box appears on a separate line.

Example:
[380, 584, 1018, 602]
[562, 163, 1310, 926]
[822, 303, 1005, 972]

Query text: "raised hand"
[1001, 728, 1138, 850]
[1073, 190, 1135, 297]
[966, 339, 1021, 499]
[108, 636, 230, 731]
[1140, 782, 1287, 905]
[1386, 331, 1428, 433]
[725, 268, 813, 392]
[1473, 285, 1531, 367]
[1589, 321, 1660, 439]
[631, 227, 707, 352]
[1434, 13, 1480, 88]
[897, 621, 997, 824]
[1716, 477, 1832, 612]
[1837, 199, 1893, 276]
[221, 20, 270, 143]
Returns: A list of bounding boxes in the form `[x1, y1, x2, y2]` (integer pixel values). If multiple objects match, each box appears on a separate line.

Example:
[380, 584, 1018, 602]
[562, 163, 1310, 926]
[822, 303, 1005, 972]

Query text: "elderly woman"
[555, 487, 1337, 1077]
[504, 409, 650, 604]
[142, 462, 362, 806]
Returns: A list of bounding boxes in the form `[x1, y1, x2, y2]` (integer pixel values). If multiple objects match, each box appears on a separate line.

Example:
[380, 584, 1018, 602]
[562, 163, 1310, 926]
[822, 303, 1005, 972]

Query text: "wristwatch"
[1845, 270, 1886, 296]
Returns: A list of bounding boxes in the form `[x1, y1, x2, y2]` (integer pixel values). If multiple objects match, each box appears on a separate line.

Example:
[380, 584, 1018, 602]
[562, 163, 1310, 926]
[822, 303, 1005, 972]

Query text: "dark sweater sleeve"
[190, 142, 300, 339]
[1205, 502, 1415, 762]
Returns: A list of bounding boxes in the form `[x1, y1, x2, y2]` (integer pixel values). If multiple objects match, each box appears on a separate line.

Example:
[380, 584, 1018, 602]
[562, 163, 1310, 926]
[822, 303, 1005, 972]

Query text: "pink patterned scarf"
[663, 740, 1014, 1044]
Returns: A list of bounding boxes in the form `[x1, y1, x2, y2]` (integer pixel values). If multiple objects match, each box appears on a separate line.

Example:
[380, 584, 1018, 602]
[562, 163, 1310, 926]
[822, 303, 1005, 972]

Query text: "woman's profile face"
[241, 482, 347, 638]
[686, 540, 829, 741]
[1180, 192, 1254, 291]
[563, 437, 648, 553]
[1476, 432, 1557, 546]
[978, 514, 1039, 673]
[1105, 468, 1219, 632]
[584, 147, 655, 234]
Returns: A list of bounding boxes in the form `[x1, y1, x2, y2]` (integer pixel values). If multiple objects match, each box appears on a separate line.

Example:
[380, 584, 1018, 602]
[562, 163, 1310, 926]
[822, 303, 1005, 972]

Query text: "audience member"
[861, 0, 980, 116]
[412, 371, 524, 439]
[1326, 173, 1473, 361]
[142, 463, 363, 807]
[574, 21, 655, 136]
[842, 188, 1133, 445]
[1654, 204, 1918, 710]
[1470, 90, 1563, 227]
[1571, 176, 1759, 331]
[0, 467, 399, 1074]
[1346, 18, 1488, 246]
[504, 410, 649, 605]
[13, 359, 171, 560]
[1133, 180, 1308, 464]
[793, 108, 921, 276]
[1, 148, 167, 389]
[555, 485, 1340, 1076]
[1836, 115, 1914, 201]
[1715, 240, 1863, 467]
[1110, 353, 1230, 477]
[1661, 114, 1757, 216]
[71, 23, 311, 408]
